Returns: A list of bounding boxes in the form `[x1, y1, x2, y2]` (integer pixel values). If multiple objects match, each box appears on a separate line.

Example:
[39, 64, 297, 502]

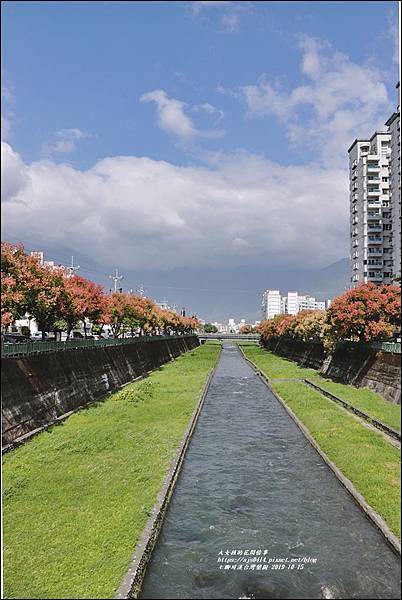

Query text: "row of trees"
[258, 283, 401, 351]
[1, 242, 199, 338]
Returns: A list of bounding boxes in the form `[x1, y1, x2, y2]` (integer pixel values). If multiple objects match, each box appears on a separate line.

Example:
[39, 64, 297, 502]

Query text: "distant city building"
[30, 250, 64, 273]
[262, 290, 282, 320]
[348, 82, 400, 286]
[262, 290, 329, 319]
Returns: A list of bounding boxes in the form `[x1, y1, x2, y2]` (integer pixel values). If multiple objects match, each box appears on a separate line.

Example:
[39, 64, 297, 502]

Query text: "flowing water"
[140, 344, 401, 599]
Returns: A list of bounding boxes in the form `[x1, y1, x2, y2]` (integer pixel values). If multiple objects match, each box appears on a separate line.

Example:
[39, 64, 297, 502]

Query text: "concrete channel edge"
[114, 344, 223, 599]
[304, 378, 401, 442]
[237, 345, 401, 556]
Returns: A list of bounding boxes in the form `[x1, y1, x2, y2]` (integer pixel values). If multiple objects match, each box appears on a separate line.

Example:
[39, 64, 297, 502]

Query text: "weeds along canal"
[140, 343, 401, 599]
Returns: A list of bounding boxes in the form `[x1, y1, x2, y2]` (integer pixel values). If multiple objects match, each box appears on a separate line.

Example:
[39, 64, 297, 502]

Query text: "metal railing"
[364, 341, 401, 354]
[198, 333, 260, 340]
[335, 340, 401, 354]
[1, 334, 196, 358]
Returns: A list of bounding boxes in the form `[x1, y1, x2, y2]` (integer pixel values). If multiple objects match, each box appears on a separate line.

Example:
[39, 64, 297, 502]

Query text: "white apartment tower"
[348, 83, 401, 286]
[385, 82, 401, 280]
[262, 290, 281, 319]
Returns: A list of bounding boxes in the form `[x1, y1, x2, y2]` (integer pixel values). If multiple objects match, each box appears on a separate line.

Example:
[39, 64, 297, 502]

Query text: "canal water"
[140, 344, 401, 599]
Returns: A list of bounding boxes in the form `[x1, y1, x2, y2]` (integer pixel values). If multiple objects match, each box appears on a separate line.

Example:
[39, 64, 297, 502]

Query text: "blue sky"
[1, 1, 400, 319]
[3, 1, 398, 168]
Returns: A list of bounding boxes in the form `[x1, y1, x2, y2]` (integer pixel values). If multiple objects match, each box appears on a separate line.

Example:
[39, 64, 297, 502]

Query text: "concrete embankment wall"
[263, 338, 401, 404]
[2, 335, 199, 446]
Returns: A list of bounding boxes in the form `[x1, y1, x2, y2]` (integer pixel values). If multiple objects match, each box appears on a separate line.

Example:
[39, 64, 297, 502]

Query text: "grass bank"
[3, 342, 220, 600]
[308, 378, 401, 432]
[239, 343, 319, 379]
[240, 344, 401, 538]
[240, 344, 401, 431]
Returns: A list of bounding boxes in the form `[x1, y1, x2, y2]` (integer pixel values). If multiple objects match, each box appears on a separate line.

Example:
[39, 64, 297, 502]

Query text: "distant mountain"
[21, 242, 350, 323]
[117, 258, 350, 323]
[304, 258, 350, 300]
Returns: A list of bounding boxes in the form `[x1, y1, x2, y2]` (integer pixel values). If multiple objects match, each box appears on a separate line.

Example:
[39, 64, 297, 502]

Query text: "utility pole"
[109, 268, 124, 293]
[66, 256, 80, 277]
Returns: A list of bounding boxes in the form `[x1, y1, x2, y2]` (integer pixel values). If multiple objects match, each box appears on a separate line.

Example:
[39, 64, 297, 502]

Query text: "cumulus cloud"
[42, 128, 91, 155]
[140, 89, 224, 140]
[2, 142, 348, 271]
[242, 34, 392, 166]
[1, 142, 29, 202]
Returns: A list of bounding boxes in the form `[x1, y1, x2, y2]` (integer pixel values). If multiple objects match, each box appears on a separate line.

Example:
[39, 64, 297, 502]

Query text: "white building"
[348, 83, 401, 287]
[385, 82, 401, 281]
[262, 290, 329, 319]
[262, 290, 282, 319]
[282, 291, 299, 315]
[297, 295, 326, 312]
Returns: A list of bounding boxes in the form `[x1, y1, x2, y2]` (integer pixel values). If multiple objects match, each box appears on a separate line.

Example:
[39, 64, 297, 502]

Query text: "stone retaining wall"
[263, 338, 401, 404]
[2, 336, 199, 445]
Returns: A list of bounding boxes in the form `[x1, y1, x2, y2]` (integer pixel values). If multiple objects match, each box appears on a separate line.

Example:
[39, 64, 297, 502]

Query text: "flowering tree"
[239, 324, 255, 334]
[1, 240, 201, 339]
[64, 275, 105, 338]
[1, 242, 69, 338]
[326, 283, 401, 344]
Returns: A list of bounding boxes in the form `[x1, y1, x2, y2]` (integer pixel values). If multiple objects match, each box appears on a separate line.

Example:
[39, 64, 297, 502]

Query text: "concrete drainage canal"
[139, 343, 400, 599]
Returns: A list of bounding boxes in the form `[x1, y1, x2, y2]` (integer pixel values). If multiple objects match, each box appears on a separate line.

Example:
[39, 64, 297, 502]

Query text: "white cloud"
[1, 116, 11, 141]
[42, 128, 91, 155]
[2, 141, 349, 272]
[1, 142, 29, 202]
[189, 1, 247, 33]
[222, 13, 239, 32]
[190, 1, 232, 16]
[192, 102, 224, 125]
[1, 80, 15, 141]
[140, 89, 224, 140]
[388, 17, 400, 65]
[242, 35, 392, 166]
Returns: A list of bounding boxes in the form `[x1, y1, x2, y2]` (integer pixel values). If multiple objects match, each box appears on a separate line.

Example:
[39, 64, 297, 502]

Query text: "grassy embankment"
[239, 344, 401, 538]
[3, 343, 220, 600]
[241, 344, 401, 431]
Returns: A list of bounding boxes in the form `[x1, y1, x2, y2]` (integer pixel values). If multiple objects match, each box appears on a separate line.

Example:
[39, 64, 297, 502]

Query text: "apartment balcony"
[367, 165, 381, 171]
[367, 176, 380, 181]
[367, 236, 382, 244]
[352, 171, 358, 180]
[367, 263, 383, 269]
[368, 249, 383, 255]
[367, 189, 381, 196]
[367, 212, 381, 219]
[367, 226, 382, 233]
[367, 274, 384, 282]
[367, 201, 381, 208]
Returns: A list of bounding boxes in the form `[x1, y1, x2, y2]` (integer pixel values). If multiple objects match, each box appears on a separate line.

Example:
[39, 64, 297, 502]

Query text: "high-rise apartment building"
[348, 83, 401, 286]
[262, 290, 282, 319]
[385, 82, 401, 280]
